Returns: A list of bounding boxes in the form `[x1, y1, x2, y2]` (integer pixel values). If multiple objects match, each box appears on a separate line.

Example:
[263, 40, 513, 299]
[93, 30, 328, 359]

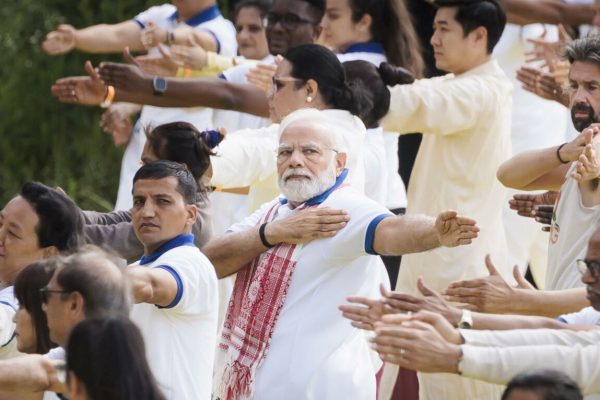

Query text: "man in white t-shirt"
[202, 110, 480, 399]
[42, 0, 236, 210]
[126, 160, 218, 400]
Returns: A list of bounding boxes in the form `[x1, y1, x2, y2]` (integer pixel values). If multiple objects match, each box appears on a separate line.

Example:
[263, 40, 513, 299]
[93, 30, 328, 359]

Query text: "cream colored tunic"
[380, 59, 512, 400]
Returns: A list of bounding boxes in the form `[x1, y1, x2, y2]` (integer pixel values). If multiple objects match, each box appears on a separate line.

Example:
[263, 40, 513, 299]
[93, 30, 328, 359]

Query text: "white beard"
[279, 167, 337, 203]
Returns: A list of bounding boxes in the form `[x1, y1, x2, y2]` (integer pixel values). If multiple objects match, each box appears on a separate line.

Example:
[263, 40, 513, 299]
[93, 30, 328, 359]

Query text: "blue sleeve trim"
[202, 29, 221, 54]
[218, 73, 227, 80]
[0, 301, 16, 312]
[154, 265, 184, 309]
[556, 316, 568, 324]
[0, 301, 16, 347]
[365, 213, 394, 255]
[1, 331, 15, 348]
[133, 19, 146, 29]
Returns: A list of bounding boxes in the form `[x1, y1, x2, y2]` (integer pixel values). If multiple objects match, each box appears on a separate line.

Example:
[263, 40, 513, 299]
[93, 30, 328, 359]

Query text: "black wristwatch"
[153, 76, 167, 95]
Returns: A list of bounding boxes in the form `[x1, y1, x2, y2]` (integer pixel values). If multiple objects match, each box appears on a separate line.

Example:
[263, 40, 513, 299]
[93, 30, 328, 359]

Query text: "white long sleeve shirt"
[460, 328, 600, 395]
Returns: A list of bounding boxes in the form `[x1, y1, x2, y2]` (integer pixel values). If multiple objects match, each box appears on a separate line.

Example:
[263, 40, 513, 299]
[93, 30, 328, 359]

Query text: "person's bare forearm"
[203, 228, 267, 278]
[0, 355, 60, 393]
[501, 0, 594, 25]
[115, 78, 270, 116]
[74, 22, 144, 53]
[374, 215, 439, 256]
[509, 287, 589, 317]
[497, 147, 568, 190]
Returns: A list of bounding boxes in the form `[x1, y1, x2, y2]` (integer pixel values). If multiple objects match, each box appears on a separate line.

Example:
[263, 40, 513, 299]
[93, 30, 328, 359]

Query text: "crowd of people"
[2, 0, 600, 398]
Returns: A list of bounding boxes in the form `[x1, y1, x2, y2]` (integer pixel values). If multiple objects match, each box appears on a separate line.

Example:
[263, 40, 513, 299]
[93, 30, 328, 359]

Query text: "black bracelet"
[259, 223, 275, 248]
[556, 143, 569, 164]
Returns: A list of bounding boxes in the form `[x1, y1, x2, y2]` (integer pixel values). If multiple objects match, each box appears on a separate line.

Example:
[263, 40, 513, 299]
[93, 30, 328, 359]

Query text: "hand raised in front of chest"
[265, 207, 349, 245]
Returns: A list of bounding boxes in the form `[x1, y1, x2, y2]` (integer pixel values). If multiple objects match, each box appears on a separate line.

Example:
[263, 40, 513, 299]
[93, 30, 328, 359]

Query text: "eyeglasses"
[39, 286, 72, 304]
[266, 13, 315, 31]
[271, 76, 303, 92]
[576, 259, 600, 279]
[266, 13, 314, 31]
[277, 145, 338, 162]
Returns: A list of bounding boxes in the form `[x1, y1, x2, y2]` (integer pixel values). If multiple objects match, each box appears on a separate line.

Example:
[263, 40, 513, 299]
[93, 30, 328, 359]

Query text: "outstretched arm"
[0, 355, 65, 393]
[126, 266, 180, 307]
[51, 58, 270, 116]
[42, 21, 144, 55]
[500, 0, 594, 26]
[444, 261, 589, 317]
[372, 211, 479, 256]
[496, 127, 597, 190]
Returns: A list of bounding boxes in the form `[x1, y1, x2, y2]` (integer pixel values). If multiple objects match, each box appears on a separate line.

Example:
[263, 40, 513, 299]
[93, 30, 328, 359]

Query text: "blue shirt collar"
[279, 169, 349, 206]
[344, 42, 385, 55]
[169, 4, 221, 27]
[139, 234, 195, 265]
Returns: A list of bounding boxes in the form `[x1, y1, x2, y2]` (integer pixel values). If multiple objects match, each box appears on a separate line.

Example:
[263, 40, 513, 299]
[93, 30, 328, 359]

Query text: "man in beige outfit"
[380, 0, 512, 398]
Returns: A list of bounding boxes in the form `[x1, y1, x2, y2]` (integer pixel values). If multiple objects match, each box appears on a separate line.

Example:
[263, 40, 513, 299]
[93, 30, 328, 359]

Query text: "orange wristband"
[100, 85, 115, 108]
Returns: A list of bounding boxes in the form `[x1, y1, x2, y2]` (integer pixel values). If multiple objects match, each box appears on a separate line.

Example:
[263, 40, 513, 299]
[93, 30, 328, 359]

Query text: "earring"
[306, 96, 313, 103]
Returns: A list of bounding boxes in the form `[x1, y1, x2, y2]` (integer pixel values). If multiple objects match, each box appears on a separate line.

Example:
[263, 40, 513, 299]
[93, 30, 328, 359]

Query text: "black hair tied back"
[378, 62, 415, 86]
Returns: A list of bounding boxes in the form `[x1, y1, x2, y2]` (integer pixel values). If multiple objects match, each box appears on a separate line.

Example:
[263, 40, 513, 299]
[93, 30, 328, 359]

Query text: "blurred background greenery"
[0, 0, 229, 209]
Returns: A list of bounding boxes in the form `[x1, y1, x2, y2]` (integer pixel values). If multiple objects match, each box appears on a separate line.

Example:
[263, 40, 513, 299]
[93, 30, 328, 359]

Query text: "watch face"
[153, 77, 167, 94]
[458, 321, 471, 329]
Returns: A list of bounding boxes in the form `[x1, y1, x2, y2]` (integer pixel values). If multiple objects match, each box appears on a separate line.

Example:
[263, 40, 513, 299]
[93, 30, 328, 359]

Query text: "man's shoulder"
[158, 243, 205, 263]
[222, 56, 274, 82]
[0, 286, 16, 309]
[135, 3, 176, 22]
[323, 186, 388, 215]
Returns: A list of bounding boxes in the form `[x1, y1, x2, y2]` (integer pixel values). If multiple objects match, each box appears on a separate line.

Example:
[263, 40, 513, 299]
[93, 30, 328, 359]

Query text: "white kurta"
[460, 328, 600, 395]
[216, 184, 391, 399]
[381, 59, 512, 400]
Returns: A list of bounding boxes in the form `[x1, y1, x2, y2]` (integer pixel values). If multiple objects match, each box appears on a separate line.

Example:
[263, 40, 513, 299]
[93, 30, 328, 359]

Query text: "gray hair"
[55, 245, 131, 318]
[278, 108, 346, 152]
[564, 35, 600, 66]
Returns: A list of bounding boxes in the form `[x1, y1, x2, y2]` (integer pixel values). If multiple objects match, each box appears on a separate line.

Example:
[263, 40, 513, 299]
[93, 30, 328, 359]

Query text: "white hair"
[278, 108, 346, 152]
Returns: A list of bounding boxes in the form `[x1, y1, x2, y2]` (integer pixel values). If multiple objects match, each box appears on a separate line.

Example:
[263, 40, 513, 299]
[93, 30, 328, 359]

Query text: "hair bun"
[378, 62, 415, 86]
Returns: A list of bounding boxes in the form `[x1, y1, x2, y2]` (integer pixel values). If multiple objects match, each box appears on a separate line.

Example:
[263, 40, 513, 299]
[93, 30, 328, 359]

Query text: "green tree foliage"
[0, 0, 165, 209]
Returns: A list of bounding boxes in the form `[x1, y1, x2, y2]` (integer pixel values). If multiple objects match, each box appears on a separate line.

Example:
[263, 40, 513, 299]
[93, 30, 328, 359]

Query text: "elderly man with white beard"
[202, 109, 481, 400]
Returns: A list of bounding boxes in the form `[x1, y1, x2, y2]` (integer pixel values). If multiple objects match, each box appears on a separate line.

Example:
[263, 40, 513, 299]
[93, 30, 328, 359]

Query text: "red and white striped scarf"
[216, 201, 306, 400]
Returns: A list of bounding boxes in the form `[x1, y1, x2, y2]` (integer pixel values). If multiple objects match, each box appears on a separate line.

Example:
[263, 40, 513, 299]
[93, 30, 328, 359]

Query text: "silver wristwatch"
[458, 309, 473, 329]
